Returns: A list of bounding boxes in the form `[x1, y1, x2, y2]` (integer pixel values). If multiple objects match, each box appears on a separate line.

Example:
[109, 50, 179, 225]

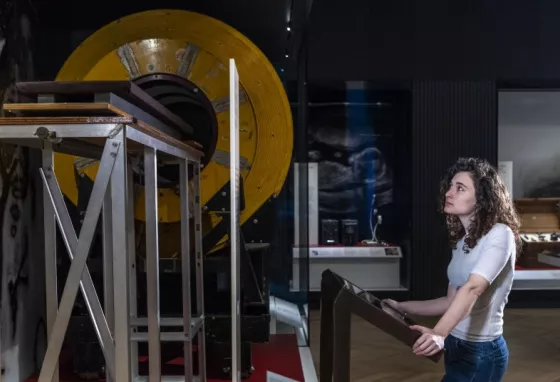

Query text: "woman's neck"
[459, 214, 473, 233]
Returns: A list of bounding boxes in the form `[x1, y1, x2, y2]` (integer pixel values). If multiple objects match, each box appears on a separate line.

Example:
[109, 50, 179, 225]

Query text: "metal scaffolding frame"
[0, 121, 205, 382]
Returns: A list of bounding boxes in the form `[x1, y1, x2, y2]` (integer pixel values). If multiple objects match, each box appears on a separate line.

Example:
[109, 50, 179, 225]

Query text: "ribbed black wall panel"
[411, 81, 497, 300]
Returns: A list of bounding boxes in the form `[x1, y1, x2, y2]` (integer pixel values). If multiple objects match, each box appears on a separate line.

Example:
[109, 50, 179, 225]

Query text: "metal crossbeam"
[38, 138, 120, 382]
[0, 123, 117, 138]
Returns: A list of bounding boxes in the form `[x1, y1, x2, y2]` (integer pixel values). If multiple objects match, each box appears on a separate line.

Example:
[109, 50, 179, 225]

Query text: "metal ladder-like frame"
[0, 121, 206, 382]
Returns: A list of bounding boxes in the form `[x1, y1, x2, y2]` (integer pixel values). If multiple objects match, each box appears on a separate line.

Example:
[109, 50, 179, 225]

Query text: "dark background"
[31, 0, 560, 81]
[26, 0, 560, 303]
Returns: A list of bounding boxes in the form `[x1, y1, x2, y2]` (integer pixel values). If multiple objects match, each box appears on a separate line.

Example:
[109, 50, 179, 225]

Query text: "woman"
[385, 157, 521, 382]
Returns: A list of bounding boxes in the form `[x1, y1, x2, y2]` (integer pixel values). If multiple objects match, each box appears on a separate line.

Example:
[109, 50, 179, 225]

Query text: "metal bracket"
[108, 123, 124, 139]
[34, 126, 62, 143]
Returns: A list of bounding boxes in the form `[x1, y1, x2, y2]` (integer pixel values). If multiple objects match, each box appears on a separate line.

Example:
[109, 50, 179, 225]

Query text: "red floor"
[248, 335, 304, 381]
[26, 334, 304, 382]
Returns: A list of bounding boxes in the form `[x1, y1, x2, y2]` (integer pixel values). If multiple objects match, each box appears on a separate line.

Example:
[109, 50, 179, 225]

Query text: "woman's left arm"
[431, 274, 489, 337]
[411, 225, 514, 356]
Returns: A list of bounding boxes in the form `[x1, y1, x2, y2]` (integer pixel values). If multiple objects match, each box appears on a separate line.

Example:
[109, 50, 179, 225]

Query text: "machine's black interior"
[133, 73, 219, 188]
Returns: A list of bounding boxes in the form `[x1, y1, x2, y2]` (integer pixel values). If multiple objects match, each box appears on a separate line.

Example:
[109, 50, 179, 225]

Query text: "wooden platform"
[11, 80, 193, 137]
[0, 81, 205, 159]
[309, 308, 560, 382]
[4, 102, 142, 120]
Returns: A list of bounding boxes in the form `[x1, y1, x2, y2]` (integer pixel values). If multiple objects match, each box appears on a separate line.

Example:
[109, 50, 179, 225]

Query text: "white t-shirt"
[446, 223, 516, 342]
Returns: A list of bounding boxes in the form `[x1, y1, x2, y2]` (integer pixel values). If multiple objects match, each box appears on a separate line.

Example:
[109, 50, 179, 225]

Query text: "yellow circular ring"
[55, 10, 293, 235]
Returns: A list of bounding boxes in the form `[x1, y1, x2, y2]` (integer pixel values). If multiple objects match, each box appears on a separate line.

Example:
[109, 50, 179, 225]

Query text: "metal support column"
[144, 147, 161, 381]
[127, 156, 139, 380]
[180, 159, 193, 380]
[42, 141, 59, 382]
[111, 129, 132, 382]
[193, 162, 207, 382]
[103, 177, 114, 382]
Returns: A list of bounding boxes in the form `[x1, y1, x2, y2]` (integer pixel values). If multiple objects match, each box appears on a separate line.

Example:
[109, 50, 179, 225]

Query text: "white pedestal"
[292, 246, 403, 292]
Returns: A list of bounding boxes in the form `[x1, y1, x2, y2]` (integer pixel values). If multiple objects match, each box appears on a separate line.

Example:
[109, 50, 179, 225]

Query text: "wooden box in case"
[515, 198, 560, 269]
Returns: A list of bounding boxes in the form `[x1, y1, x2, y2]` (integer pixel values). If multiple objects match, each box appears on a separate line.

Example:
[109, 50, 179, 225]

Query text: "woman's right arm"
[393, 283, 457, 317]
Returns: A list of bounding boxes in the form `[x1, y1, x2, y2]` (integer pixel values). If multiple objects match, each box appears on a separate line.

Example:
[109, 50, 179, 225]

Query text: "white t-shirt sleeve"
[470, 225, 514, 284]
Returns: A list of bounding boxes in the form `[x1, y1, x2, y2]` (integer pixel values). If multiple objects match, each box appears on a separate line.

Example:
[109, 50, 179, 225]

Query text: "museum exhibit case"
[289, 81, 412, 295]
[498, 89, 560, 290]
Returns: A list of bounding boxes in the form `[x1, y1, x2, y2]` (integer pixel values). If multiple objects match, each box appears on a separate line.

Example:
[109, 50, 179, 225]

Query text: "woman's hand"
[382, 299, 403, 312]
[410, 325, 445, 356]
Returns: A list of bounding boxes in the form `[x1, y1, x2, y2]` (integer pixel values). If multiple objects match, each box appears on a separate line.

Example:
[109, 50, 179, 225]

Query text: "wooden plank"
[4, 95, 185, 141]
[186, 140, 204, 150]
[3, 102, 125, 115]
[15, 81, 193, 136]
[130, 120, 203, 158]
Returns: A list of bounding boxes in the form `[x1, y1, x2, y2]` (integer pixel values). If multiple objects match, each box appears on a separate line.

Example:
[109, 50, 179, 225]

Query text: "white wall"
[499, 91, 560, 199]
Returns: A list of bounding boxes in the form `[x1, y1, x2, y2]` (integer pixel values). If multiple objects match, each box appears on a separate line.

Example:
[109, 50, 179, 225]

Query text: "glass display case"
[498, 89, 560, 290]
[287, 81, 412, 296]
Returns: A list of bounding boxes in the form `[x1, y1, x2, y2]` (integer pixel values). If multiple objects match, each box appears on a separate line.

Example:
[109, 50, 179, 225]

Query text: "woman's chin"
[444, 206, 455, 215]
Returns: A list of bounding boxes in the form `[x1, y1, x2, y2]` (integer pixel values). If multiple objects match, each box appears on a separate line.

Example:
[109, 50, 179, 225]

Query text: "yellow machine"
[54, 9, 293, 255]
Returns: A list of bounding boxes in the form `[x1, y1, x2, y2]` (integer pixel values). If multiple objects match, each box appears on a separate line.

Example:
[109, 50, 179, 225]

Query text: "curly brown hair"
[439, 157, 522, 255]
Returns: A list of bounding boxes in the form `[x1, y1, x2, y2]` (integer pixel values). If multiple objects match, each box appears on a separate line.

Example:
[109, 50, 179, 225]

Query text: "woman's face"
[444, 171, 477, 217]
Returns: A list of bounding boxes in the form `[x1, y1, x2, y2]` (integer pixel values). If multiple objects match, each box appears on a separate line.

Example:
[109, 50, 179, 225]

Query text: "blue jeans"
[441, 335, 509, 382]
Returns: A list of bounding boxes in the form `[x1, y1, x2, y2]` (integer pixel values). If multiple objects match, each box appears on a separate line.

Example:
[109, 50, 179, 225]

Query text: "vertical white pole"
[229, 58, 241, 382]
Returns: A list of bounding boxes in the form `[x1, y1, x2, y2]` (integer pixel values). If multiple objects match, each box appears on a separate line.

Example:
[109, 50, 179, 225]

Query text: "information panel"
[320, 269, 442, 382]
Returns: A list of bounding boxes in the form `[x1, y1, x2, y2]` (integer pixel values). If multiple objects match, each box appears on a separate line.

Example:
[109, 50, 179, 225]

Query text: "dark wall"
[31, 0, 292, 75]
[308, 0, 560, 81]
[411, 81, 497, 299]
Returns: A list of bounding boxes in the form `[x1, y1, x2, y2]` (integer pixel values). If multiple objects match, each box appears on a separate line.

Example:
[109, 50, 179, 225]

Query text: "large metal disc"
[55, 10, 293, 235]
